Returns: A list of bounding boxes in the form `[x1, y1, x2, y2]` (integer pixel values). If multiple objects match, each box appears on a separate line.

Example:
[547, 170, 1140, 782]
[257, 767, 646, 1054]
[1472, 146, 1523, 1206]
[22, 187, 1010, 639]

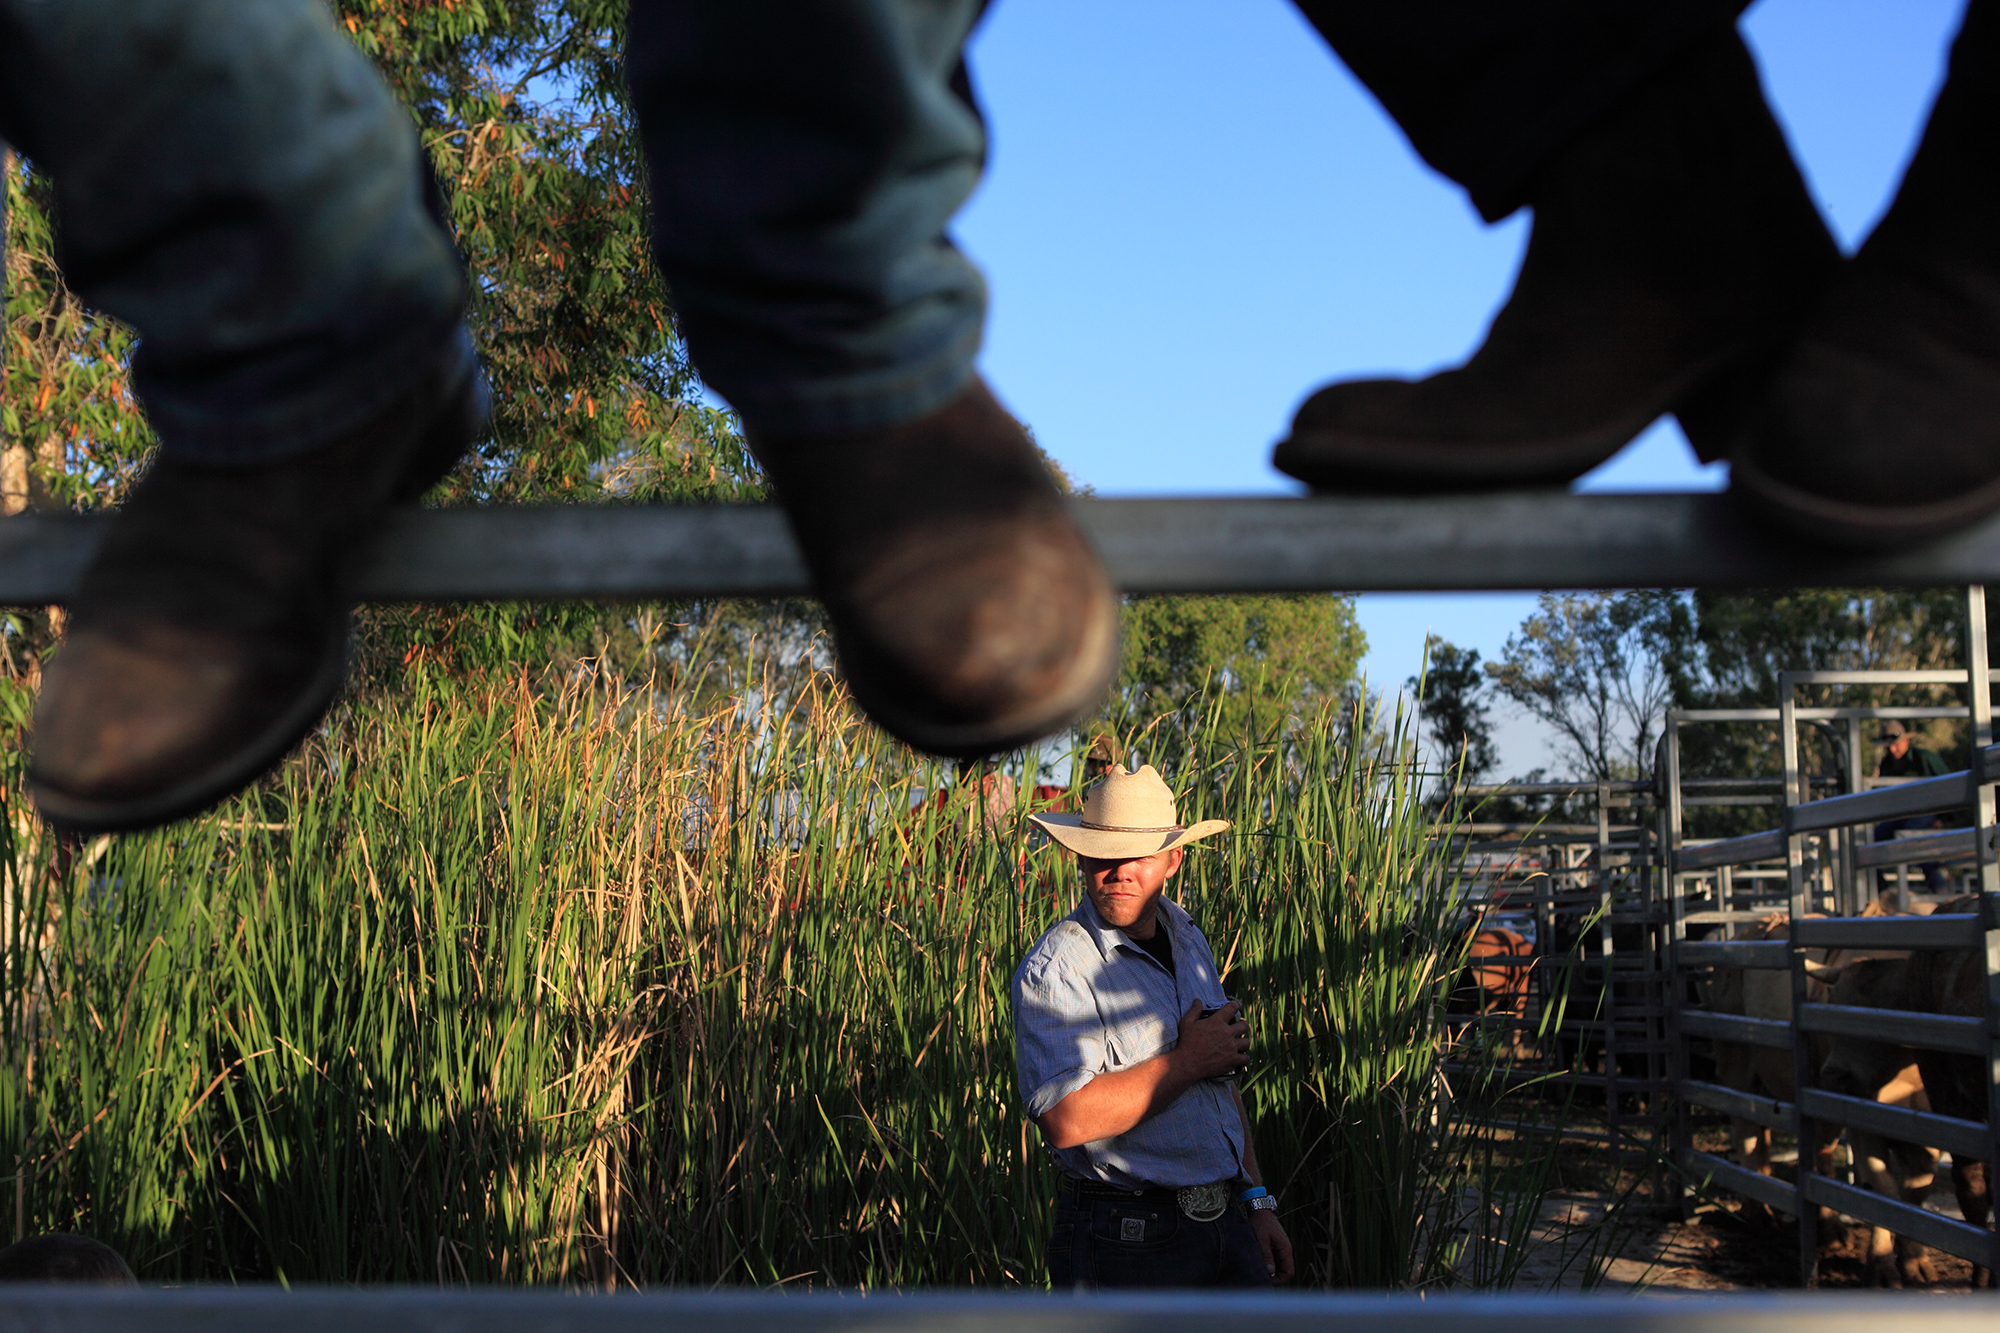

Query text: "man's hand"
[1251, 1208, 1294, 1284]
[1175, 1000, 1249, 1078]
[1034, 1000, 1248, 1148]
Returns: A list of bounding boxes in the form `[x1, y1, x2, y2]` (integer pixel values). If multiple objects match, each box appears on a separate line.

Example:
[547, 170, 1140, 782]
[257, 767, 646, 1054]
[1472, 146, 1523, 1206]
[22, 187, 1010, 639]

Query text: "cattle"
[1700, 915, 1834, 1180]
[1906, 893, 1993, 1289]
[1449, 920, 1532, 1019]
[1700, 905, 1947, 1285]
[1814, 956, 1941, 1288]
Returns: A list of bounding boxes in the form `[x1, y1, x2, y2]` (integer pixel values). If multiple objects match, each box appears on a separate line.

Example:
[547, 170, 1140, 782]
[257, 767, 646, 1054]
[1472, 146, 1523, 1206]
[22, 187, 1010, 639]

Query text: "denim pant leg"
[625, 0, 988, 438]
[1289, 0, 1747, 222]
[1873, 815, 1948, 891]
[0, 0, 468, 464]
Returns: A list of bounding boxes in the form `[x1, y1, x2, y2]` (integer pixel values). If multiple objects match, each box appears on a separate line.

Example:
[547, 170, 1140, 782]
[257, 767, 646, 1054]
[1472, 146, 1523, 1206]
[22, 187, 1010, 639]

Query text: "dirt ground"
[1503, 1113, 1989, 1293]
[1521, 1189, 1985, 1292]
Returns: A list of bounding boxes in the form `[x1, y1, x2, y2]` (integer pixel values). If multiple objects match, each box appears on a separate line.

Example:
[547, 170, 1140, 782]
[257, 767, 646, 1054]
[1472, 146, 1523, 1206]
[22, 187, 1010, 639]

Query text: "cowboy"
[1872, 720, 1954, 894]
[1012, 764, 1293, 1289]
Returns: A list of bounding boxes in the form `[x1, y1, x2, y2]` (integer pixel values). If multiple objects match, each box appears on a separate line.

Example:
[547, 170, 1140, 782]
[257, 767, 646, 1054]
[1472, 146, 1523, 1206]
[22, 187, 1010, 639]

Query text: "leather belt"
[1058, 1176, 1235, 1222]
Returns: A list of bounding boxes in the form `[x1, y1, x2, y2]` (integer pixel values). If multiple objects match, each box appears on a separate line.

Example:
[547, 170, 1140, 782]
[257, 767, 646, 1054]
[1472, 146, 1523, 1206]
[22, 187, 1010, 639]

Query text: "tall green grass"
[0, 667, 1577, 1287]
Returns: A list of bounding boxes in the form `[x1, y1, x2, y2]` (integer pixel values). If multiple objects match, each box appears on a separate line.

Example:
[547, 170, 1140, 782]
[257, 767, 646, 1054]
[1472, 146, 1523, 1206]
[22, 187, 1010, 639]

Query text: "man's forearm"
[1036, 1051, 1200, 1149]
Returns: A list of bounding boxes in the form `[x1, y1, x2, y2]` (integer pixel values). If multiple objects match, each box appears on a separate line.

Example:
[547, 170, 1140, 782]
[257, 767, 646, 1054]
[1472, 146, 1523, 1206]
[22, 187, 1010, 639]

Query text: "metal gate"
[1663, 590, 2000, 1284]
[1446, 779, 1668, 1183]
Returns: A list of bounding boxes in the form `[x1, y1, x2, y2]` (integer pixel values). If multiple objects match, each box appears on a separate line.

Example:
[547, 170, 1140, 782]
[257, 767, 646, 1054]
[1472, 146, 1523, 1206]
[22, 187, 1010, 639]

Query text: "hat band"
[1079, 819, 1184, 834]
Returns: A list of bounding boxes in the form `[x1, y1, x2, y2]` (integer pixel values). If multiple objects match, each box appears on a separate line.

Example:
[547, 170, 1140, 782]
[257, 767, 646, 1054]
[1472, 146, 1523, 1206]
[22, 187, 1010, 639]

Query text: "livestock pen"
[1443, 600, 2000, 1289]
[1442, 777, 1670, 1189]
[1663, 590, 2000, 1286]
[5, 495, 2000, 1314]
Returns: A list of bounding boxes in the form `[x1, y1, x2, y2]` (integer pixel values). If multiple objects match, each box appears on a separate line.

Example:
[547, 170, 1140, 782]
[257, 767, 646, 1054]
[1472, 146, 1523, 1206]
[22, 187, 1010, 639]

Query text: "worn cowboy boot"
[1273, 29, 1839, 493]
[1732, 0, 2000, 547]
[750, 378, 1119, 757]
[29, 336, 487, 834]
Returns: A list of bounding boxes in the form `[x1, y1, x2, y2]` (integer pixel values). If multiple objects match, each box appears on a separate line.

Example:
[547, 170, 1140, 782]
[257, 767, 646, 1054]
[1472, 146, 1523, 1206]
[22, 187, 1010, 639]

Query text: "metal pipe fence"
[1443, 778, 1671, 1187]
[1662, 629, 2000, 1285]
[0, 1288, 1996, 1331]
[7, 495, 2000, 603]
[10, 488, 2000, 1300]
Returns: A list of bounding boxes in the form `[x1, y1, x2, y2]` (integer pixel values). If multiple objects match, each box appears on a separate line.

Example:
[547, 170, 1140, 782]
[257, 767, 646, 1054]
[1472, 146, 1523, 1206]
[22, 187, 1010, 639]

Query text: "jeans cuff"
[714, 325, 982, 439]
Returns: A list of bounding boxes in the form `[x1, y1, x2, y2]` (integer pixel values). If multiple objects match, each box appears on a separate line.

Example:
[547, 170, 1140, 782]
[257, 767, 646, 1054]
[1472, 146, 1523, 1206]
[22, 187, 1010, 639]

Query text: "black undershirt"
[1128, 923, 1174, 975]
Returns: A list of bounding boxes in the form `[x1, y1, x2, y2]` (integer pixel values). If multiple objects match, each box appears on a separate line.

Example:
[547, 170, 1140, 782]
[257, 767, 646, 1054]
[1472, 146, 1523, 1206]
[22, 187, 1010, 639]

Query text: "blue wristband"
[1236, 1186, 1268, 1205]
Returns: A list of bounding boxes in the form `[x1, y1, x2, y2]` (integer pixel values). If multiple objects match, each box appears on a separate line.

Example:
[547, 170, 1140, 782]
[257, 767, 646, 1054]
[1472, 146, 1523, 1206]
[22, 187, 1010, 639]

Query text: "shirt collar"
[1072, 892, 1189, 962]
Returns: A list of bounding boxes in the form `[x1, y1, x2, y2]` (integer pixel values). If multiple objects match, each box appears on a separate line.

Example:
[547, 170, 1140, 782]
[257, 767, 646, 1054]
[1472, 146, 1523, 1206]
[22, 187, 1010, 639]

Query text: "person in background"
[0, 1233, 138, 1285]
[1012, 764, 1292, 1289]
[1873, 720, 1953, 894]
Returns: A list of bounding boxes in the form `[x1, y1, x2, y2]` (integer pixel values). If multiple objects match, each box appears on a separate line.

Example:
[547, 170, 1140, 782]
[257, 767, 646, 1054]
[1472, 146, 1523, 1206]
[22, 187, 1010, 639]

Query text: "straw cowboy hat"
[1029, 764, 1230, 859]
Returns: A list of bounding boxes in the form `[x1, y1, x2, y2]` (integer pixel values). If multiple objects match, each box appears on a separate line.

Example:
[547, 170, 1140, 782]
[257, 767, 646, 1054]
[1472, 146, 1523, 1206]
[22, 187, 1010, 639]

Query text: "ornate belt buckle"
[1176, 1182, 1230, 1222]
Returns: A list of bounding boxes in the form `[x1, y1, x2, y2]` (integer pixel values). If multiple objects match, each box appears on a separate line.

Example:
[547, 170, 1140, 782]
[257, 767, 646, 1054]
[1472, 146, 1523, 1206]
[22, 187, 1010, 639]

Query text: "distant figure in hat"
[1081, 735, 1122, 788]
[1873, 720, 1952, 894]
[0, 1233, 138, 1285]
[1011, 765, 1292, 1290]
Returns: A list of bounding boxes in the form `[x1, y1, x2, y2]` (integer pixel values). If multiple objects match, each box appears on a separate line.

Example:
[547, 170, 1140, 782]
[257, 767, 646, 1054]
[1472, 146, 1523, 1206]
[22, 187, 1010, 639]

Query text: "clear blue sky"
[950, 0, 1964, 776]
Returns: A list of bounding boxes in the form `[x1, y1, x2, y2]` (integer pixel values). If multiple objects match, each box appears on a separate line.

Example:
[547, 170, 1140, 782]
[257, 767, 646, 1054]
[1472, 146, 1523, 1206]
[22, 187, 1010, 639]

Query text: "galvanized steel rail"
[1663, 638, 2000, 1285]
[14, 494, 2000, 602]
[1, 1289, 1999, 1331]
[13, 491, 2000, 1297]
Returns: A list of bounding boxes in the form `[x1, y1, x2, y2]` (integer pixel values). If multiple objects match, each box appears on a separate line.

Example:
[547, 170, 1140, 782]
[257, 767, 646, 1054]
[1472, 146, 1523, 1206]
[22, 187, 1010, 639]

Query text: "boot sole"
[1730, 451, 2000, 551]
[845, 565, 1121, 760]
[1271, 335, 1778, 493]
[30, 635, 349, 836]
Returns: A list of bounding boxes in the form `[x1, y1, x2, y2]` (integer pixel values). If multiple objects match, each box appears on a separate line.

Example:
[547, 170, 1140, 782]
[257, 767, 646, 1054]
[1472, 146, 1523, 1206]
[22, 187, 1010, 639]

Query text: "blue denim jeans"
[1045, 1188, 1271, 1291]
[624, 0, 1742, 436]
[0, 0, 468, 466]
[2, 0, 1744, 458]
[1873, 815, 1950, 892]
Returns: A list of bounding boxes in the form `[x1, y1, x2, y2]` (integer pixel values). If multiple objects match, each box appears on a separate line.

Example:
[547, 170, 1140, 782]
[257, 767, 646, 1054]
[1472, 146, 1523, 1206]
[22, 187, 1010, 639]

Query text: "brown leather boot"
[29, 342, 486, 834]
[1731, 0, 2000, 547]
[750, 378, 1119, 757]
[1272, 29, 1839, 493]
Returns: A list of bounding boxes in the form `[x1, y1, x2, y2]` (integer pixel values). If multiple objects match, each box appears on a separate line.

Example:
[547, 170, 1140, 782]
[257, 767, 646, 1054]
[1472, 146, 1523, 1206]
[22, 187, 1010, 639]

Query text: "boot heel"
[392, 354, 491, 504]
[1673, 344, 1782, 462]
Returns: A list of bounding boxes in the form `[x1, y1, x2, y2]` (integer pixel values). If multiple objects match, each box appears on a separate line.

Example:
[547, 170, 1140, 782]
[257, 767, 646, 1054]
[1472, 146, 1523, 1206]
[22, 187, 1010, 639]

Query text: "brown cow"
[1449, 920, 1532, 1020]
[1700, 915, 1834, 1178]
[1815, 956, 1940, 1288]
[1702, 905, 1937, 1285]
[1907, 893, 1993, 1288]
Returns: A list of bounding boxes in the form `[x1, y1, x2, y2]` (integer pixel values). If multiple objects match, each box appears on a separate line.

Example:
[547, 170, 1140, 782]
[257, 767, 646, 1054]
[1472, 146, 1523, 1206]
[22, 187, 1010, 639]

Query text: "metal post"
[1663, 720, 1693, 1220]
[1540, 855, 1556, 1092]
[1642, 805, 1666, 1205]
[1846, 715, 1865, 912]
[1971, 588, 1992, 756]
[1666, 714, 1685, 866]
[1780, 678, 1818, 1286]
[1596, 780, 1619, 1175]
[1963, 586, 2000, 1279]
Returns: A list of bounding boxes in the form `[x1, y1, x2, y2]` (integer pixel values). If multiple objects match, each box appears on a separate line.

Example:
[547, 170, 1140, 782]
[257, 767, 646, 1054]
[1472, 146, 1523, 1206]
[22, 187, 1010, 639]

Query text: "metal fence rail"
[1663, 636, 2000, 1284]
[15, 487, 2000, 1295]
[1443, 776, 1673, 1182]
[3, 1289, 2000, 1332]
[15, 495, 2000, 603]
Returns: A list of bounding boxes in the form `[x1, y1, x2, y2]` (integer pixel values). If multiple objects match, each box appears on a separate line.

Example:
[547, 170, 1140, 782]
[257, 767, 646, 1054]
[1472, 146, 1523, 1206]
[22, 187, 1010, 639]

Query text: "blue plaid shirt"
[1011, 894, 1245, 1190]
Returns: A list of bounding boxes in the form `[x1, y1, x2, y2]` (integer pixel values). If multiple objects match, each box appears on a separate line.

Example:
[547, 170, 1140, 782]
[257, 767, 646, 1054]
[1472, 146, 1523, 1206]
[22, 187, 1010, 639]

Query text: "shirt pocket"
[1102, 1011, 1172, 1069]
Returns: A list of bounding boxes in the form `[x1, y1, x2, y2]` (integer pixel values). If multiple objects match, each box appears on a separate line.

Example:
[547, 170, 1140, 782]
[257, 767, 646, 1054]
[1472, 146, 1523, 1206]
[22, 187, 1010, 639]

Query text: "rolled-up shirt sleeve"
[1013, 948, 1104, 1119]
